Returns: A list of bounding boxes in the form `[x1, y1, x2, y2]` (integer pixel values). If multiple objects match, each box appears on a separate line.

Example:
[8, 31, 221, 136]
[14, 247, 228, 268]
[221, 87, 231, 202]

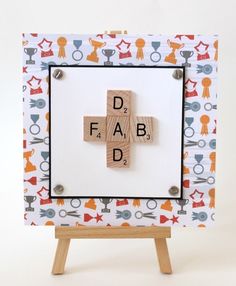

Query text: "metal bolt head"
[172, 69, 183, 80]
[169, 186, 179, 196]
[52, 69, 63, 80]
[53, 184, 64, 195]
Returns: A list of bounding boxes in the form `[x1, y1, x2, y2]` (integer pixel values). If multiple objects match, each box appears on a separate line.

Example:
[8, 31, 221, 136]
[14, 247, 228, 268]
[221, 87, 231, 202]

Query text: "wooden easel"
[52, 226, 172, 275]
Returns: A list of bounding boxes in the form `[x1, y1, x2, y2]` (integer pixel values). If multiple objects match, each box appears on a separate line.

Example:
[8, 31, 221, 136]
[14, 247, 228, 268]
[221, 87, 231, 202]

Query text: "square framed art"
[23, 33, 217, 227]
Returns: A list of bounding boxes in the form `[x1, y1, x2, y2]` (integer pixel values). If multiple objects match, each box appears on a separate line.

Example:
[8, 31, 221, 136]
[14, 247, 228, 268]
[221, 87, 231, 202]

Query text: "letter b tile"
[107, 142, 130, 168]
[130, 116, 153, 143]
[107, 90, 131, 116]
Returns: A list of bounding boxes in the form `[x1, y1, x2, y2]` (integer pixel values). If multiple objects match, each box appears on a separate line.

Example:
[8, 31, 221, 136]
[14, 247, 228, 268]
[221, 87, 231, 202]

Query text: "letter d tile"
[107, 90, 131, 116]
[106, 142, 130, 168]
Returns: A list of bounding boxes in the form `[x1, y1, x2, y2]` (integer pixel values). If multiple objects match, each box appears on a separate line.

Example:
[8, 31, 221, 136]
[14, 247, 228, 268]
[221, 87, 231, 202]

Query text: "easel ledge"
[52, 226, 172, 275]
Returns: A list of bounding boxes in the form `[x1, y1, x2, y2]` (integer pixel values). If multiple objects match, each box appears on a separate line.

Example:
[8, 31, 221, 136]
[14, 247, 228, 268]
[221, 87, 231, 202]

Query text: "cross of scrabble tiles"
[83, 90, 153, 168]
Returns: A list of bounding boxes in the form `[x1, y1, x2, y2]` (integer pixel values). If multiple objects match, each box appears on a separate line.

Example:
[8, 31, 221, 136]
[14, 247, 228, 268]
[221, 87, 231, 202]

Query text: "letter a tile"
[107, 90, 131, 116]
[107, 142, 130, 168]
[107, 116, 129, 142]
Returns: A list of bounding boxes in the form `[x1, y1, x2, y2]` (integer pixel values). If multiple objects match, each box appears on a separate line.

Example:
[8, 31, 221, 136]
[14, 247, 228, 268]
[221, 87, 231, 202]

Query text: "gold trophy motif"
[24, 149, 37, 173]
[86, 38, 106, 63]
[165, 40, 184, 64]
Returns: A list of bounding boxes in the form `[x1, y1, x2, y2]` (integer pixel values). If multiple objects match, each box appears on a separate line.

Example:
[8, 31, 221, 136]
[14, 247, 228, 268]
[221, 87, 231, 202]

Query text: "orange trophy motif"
[165, 40, 184, 64]
[86, 38, 106, 63]
[24, 149, 37, 173]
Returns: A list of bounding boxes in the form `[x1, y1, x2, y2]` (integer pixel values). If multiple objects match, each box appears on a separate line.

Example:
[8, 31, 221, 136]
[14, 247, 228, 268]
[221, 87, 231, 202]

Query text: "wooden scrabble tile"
[83, 116, 106, 142]
[107, 116, 129, 142]
[130, 116, 153, 143]
[107, 90, 131, 116]
[107, 142, 130, 168]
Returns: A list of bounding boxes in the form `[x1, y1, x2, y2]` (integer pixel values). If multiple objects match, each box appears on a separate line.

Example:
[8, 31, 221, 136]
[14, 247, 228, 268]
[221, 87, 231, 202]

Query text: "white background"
[0, 0, 236, 285]
[51, 67, 183, 198]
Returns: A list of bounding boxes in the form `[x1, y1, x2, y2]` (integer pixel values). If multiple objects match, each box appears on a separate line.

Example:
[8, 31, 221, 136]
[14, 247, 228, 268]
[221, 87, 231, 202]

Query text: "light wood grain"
[107, 90, 131, 116]
[55, 226, 171, 239]
[52, 239, 70, 275]
[106, 116, 130, 142]
[52, 227, 172, 275]
[130, 116, 153, 143]
[83, 116, 106, 141]
[106, 142, 130, 168]
[154, 238, 172, 274]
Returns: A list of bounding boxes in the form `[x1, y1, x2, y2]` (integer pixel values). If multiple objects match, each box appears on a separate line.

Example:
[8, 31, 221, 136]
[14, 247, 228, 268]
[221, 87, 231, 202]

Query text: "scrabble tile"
[107, 116, 129, 142]
[130, 116, 153, 143]
[107, 90, 131, 116]
[83, 116, 106, 142]
[107, 142, 130, 168]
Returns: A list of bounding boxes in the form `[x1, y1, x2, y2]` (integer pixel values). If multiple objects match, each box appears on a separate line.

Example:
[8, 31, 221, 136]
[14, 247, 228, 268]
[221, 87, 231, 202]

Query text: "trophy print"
[102, 49, 115, 66]
[86, 38, 106, 63]
[176, 199, 189, 215]
[180, 50, 194, 67]
[24, 47, 37, 64]
[24, 149, 37, 173]
[21, 33, 217, 230]
[24, 195, 37, 211]
[99, 198, 113, 213]
[165, 40, 184, 64]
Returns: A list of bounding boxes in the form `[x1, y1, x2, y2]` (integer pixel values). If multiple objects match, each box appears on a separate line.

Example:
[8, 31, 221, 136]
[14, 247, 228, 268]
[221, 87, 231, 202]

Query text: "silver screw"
[172, 69, 183, 80]
[169, 186, 179, 196]
[52, 69, 63, 79]
[53, 184, 64, 194]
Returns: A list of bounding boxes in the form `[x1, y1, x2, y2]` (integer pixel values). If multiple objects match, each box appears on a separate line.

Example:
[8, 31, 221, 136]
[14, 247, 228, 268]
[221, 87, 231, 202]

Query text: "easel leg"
[52, 239, 70, 275]
[51, 226, 172, 275]
[154, 238, 172, 274]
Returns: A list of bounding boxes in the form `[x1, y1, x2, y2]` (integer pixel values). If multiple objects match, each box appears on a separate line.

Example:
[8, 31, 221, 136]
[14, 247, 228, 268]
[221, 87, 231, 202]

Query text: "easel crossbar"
[55, 226, 171, 239]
